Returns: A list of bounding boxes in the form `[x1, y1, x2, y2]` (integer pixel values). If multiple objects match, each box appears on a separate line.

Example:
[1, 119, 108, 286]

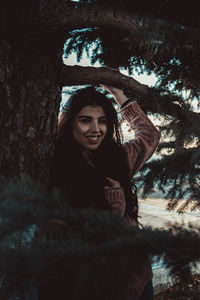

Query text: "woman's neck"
[83, 150, 95, 167]
[83, 150, 90, 161]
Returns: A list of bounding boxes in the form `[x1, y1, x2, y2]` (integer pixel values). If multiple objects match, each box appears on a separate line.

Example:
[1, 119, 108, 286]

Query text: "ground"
[155, 274, 200, 300]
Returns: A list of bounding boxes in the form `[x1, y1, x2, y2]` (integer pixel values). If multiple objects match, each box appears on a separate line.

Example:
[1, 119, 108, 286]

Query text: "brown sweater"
[105, 101, 160, 299]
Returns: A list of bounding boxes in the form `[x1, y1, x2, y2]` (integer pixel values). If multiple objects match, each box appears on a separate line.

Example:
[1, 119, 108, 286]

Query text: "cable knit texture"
[105, 101, 160, 299]
[121, 101, 160, 177]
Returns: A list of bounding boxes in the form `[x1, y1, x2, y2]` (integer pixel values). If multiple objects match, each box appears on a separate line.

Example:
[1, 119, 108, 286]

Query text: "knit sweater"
[105, 101, 160, 299]
[105, 100, 160, 215]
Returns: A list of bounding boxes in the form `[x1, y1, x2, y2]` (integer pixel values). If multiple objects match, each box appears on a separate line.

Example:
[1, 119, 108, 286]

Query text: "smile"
[86, 136, 101, 142]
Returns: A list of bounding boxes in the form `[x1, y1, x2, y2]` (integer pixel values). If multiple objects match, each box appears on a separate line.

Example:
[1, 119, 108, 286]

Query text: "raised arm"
[121, 101, 160, 177]
[101, 82, 160, 178]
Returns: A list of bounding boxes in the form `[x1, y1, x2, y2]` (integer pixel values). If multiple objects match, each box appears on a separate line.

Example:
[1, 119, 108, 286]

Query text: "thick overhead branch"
[39, 2, 200, 54]
[61, 64, 200, 132]
[61, 65, 149, 95]
[40, 2, 145, 33]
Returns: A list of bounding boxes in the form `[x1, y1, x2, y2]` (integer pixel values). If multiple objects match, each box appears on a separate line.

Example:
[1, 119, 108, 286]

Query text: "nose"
[91, 120, 100, 132]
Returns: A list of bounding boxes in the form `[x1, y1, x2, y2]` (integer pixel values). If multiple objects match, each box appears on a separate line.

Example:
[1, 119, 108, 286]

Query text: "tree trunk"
[0, 40, 62, 183]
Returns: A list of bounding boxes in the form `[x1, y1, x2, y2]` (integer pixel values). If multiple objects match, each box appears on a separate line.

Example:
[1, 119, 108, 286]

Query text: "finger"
[104, 185, 110, 190]
[100, 84, 113, 90]
[106, 177, 118, 183]
[106, 177, 121, 188]
[106, 177, 118, 184]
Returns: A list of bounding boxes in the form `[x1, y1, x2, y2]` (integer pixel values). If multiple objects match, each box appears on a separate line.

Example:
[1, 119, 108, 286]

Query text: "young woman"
[48, 85, 160, 300]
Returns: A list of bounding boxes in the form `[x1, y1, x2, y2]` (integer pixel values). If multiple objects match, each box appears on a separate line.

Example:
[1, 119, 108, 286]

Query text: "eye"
[98, 119, 107, 125]
[80, 119, 90, 124]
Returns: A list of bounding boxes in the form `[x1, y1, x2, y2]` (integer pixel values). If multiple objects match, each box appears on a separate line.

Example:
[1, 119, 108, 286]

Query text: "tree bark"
[61, 64, 200, 134]
[0, 40, 62, 183]
[1, 0, 199, 183]
[61, 65, 149, 95]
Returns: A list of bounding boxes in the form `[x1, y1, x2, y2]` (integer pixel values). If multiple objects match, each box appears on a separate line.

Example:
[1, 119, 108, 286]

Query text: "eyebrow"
[78, 115, 106, 119]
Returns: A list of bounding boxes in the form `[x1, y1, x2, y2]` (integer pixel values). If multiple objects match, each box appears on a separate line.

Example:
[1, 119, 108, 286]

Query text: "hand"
[100, 69, 129, 106]
[104, 177, 126, 216]
[105, 177, 121, 188]
[100, 84, 123, 98]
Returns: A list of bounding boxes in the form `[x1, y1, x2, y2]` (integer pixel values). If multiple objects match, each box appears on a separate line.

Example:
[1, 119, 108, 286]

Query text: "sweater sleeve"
[121, 101, 160, 177]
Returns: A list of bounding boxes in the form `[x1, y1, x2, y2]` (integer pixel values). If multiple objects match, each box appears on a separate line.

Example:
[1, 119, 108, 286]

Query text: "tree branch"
[40, 2, 200, 53]
[40, 2, 144, 33]
[61, 65, 149, 95]
[61, 64, 200, 132]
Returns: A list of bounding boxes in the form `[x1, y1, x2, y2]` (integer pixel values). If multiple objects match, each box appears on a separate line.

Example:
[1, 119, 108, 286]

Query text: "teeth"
[87, 136, 98, 140]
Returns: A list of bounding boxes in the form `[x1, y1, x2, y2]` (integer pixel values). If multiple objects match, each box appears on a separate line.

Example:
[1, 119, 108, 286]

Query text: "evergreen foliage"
[0, 176, 200, 299]
[63, 0, 200, 211]
[1, 0, 200, 298]
[1, 0, 200, 210]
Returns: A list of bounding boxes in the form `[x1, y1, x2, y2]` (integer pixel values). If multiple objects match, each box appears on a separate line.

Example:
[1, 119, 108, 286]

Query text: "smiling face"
[73, 105, 107, 160]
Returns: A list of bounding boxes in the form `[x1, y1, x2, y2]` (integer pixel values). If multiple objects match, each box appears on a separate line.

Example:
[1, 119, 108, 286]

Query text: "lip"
[86, 135, 101, 137]
[86, 135, 101, 144]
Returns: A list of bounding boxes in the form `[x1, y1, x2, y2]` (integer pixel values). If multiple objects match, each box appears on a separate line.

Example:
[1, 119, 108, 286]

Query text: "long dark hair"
[50, 86, 138, 222]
